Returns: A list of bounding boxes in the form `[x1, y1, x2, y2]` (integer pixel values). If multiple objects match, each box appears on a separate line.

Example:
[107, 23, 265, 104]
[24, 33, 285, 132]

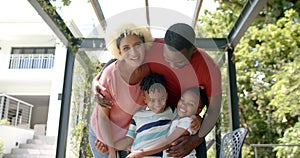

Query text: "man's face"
[163, 46, 190, 69]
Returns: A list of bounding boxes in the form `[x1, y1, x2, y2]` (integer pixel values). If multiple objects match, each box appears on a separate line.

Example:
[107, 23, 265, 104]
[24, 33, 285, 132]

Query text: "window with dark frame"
[9, 47, 56, 69]
[11, 47, 55, 54]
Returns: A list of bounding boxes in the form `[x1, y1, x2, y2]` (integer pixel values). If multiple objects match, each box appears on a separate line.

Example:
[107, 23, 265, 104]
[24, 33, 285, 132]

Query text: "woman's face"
[119, 35, 146, 67]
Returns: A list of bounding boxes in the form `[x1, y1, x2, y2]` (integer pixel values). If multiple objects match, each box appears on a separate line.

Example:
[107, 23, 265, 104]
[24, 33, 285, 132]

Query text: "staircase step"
[26, 139, 56, 145]
[20, 143, 56, 149]
[33, 135, 57, 141]
[4, 154, 55, 158]
[33, 135, 57, 144]
[11, 148, 55, 155]
[4, 135, 57, 158]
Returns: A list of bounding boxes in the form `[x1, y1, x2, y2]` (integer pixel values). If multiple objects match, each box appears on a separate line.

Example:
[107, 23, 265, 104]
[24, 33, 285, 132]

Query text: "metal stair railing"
[0, 94, 33, 128]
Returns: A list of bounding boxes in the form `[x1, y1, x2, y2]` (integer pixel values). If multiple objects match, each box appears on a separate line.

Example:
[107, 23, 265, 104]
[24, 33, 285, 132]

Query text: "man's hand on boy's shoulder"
[166, 135, 203, 157]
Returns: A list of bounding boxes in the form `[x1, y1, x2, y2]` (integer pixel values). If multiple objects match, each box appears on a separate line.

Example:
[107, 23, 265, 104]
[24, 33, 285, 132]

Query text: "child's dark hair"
[140, 73, 166, 93]
[184, 85, 208, 108]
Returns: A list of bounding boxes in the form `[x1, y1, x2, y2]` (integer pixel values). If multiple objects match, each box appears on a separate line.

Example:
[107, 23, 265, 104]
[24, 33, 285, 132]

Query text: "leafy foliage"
[200, 0, 300, 157]
[0, 137, 4, 156]
[236, 9, 300, 157]
[51, 0, 71, 6]
[38, 0, 80, 52]
[0, 119, 10, 125]
[68, 54, 102, 158]
[275, 121, 300, 157]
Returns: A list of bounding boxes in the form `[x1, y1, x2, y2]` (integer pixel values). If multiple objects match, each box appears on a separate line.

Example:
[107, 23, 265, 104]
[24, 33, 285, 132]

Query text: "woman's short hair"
[105, 23, 153, 58]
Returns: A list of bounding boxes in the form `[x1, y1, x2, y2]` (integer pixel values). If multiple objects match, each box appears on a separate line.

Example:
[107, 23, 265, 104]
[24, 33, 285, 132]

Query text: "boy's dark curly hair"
[140, 73, 166, 93]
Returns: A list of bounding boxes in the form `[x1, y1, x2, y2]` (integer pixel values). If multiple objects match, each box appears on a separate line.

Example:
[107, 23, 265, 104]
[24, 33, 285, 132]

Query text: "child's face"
[144, 89, 168, 114]
[177, 90, 201, 118]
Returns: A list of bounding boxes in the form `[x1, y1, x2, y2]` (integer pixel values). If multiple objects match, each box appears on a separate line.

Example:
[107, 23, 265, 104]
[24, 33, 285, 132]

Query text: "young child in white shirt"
[126, 86, 208, 158]
[111, 74, 201, 158]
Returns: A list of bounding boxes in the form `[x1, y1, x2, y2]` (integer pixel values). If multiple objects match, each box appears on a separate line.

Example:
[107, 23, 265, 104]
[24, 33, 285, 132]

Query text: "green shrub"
[0, 137, 4, 156]
[0, 119, 10, 125]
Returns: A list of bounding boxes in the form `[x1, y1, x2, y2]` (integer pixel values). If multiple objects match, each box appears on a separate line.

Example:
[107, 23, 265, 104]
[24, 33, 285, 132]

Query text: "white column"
[0, 41, 12, 75]
[46, 41, 67, 136]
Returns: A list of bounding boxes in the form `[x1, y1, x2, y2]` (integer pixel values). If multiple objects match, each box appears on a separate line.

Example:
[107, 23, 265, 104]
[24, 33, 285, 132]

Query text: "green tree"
[69, 53, 104, 158]
[199, 0, 300, 157]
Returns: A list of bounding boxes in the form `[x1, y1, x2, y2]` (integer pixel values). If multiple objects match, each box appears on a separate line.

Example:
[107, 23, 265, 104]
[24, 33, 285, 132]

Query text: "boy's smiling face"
[144, 88, 168, 114]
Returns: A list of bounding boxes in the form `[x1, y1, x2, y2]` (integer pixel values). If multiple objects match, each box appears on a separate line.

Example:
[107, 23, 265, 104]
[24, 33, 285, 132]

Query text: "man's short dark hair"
[164, 23, 196, 51]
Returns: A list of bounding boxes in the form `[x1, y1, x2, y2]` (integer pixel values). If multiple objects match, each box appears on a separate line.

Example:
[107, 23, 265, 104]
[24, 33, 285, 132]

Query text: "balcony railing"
[0, 94, 33, 128]
[251, 144, 300, 158]
[9, 54, 55, 69]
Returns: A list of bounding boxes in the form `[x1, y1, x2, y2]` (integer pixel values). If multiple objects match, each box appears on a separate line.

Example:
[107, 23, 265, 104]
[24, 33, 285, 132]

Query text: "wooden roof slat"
[90, 0, 107, 32]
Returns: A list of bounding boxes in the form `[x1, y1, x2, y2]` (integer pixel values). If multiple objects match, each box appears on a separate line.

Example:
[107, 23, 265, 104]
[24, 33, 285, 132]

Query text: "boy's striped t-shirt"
[127, 106, 176, 155]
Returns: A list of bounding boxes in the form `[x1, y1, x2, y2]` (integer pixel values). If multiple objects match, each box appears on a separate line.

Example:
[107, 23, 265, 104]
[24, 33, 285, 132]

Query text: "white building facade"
[0, 0, 68, 154]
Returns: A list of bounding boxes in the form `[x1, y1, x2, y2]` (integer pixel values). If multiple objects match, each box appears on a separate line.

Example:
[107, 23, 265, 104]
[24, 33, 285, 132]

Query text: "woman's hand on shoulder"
[94, 84, 112, 109]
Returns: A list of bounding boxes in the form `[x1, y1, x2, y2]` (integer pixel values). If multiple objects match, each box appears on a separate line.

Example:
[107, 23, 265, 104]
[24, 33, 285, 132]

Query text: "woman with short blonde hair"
[89, 22, 153, 158]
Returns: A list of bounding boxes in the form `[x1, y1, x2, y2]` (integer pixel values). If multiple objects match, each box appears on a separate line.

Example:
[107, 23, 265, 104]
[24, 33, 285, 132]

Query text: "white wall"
[0, 0, 77, 143]
[0, 125, 34, 154]
[0, 31, 55, 96]
[46, 42, 67, 136]
[0, 41, 12, 73]
[0, 0, 63, 136]
[31, 106, 49, 128]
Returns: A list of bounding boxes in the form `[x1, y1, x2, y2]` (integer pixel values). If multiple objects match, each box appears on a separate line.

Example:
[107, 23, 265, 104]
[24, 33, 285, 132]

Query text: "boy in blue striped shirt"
[113, 73, 201, 158]
[127, 86, 208, 158]
[113, 73, 175, 157]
